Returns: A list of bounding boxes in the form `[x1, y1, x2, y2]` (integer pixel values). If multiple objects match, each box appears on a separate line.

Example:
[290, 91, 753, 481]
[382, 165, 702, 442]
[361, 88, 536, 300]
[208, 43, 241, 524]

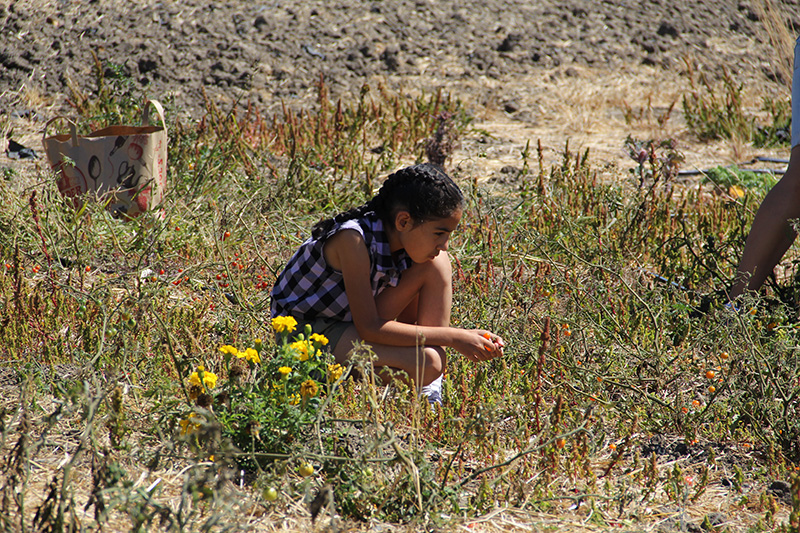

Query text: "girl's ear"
[393, 210, 413, 232]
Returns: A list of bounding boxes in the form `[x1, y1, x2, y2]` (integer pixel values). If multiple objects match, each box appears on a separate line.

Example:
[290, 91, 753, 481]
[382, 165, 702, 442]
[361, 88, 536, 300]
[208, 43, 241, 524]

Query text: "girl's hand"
[454, 329, 505, 362]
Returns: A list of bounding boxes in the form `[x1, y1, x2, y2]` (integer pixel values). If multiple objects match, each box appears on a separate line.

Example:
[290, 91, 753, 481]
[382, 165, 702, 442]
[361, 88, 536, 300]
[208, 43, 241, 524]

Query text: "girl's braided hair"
[311, 163, 464, 240]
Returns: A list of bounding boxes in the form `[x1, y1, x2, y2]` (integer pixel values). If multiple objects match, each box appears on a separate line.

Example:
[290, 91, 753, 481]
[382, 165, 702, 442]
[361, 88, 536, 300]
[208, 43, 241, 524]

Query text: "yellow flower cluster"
[310, 333, 329, 346]
[240, 348, 261, 364]
[290, 340, 311, 361]
[279, 366, 292, 377]
[219, 344, 261, 363]
[328, 363, 343, 383]
[288, 334, 328, 361]
[271, 316, 298, 333]
[189, 364, 218, 390]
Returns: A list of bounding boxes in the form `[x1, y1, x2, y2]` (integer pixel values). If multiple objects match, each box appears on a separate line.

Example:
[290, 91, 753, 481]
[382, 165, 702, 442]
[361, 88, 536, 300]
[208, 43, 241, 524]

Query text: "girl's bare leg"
[332, 252, 452, 386]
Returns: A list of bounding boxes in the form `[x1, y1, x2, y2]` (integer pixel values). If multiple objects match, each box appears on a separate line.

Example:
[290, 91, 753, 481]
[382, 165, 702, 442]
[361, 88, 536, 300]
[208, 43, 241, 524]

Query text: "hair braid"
[311, 200, 376, 240]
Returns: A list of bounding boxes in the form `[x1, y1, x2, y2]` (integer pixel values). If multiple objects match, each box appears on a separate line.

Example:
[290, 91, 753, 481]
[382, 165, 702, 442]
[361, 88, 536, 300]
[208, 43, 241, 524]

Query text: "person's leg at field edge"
[730, 35, 800, 299]
[730, 146, 800, 298]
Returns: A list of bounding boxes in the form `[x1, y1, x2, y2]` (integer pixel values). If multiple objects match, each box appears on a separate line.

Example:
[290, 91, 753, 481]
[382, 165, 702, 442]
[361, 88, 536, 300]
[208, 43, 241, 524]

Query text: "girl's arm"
[325, 229, 502, 361]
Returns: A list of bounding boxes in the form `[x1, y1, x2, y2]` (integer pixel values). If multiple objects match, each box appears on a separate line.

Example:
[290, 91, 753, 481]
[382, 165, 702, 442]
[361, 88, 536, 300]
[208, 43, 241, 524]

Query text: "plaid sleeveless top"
[270, 213, 412, 321]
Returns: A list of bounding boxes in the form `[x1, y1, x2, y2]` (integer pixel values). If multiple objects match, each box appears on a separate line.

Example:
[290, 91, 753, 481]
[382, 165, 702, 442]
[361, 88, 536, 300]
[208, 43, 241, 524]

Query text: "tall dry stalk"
[755, 0, 796, 88]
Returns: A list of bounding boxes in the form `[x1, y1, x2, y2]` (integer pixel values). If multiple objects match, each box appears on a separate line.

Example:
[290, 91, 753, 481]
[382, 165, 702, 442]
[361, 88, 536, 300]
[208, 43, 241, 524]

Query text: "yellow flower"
[728, 185, 746, 199]
[310, 333, 329, 346]
[189, 366, 217, 390]
[328, 363, 343, 382]
[243, 348, 261, 364]
[288, 393, 301, 405]
[219, 345, 239, 356]
[271, 316, 298, 333]
[290, 340, 310, 361]
[279, 366, 292, 377]
[202, 370, 218, 389]
[300, 379, 319, 399]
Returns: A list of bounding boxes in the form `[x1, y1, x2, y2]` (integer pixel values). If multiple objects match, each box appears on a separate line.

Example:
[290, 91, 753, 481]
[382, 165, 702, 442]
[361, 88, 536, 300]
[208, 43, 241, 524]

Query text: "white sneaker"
[420, 374, 443, 405]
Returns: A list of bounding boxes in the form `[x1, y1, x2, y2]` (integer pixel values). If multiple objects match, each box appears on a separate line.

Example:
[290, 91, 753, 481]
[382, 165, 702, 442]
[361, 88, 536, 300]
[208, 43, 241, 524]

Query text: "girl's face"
[392, 208, 462, 263]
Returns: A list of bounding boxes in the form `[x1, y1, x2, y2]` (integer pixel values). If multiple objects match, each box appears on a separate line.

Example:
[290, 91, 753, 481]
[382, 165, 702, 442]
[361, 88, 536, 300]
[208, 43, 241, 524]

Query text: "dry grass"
[2, 382, 789, 532]
[754, 0, 796, 89]
[450, 64, 790, 189]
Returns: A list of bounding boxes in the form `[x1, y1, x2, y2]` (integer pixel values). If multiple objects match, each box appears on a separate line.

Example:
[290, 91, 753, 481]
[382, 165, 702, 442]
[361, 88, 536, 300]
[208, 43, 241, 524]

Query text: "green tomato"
[262, 487, 278, 501]
[299, 463, 314, 477]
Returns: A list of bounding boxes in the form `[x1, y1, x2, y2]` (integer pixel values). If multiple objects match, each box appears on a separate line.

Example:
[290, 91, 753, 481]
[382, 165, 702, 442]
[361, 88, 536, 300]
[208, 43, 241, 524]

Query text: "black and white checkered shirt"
[270, 213, 411, 321]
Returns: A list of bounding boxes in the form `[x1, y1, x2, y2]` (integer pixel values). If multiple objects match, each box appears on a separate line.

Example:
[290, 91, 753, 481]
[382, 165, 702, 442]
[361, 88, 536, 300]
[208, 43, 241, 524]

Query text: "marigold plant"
[178, 318, 340, 468]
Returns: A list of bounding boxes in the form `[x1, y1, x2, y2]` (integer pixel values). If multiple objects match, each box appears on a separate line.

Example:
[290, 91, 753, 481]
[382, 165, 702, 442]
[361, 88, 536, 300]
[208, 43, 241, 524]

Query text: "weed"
[621, 95, 677, 129]
[624, 135, 683, 187]
[682, 63, 753, 142]
[66, 52, 148, 131]
[169, 80, 468, 213]
[682, 60, 793, 149]
[754, 95, 792, 147]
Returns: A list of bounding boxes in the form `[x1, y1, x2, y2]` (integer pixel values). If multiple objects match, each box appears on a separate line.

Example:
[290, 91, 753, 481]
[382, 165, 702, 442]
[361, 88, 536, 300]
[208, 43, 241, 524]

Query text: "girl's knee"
[421, 346, 445, 385]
